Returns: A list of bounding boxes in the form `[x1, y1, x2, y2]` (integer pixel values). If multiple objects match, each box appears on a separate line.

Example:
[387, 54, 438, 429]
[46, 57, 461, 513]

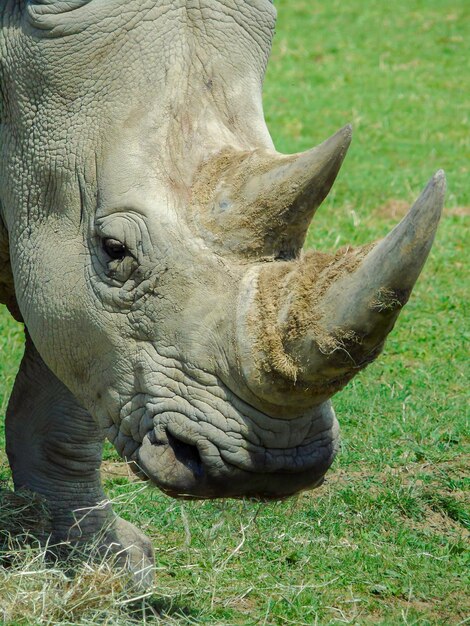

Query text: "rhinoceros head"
[0, 0, 444, 499]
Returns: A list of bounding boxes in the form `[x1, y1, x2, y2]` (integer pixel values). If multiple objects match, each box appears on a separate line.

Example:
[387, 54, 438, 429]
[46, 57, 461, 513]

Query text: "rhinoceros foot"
[101, 516, 155, 590]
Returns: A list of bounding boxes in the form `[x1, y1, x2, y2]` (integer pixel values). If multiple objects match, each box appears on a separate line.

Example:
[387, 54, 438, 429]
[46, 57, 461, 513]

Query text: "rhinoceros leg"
[5, 331, 154, 587]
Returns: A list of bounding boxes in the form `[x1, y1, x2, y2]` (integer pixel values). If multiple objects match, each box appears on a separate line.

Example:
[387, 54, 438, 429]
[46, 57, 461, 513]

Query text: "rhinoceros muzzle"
[137, 421, 333, 500]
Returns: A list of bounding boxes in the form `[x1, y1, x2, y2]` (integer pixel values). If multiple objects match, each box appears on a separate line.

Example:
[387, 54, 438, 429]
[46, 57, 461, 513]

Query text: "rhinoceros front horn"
[285, 170, 446, 382]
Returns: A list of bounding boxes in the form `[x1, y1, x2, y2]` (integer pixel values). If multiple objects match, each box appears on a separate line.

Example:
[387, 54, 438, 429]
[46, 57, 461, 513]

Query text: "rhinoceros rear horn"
[204, 125, 352, 258]
[245, 124, 352, 217]
[242, 125, 352, 254]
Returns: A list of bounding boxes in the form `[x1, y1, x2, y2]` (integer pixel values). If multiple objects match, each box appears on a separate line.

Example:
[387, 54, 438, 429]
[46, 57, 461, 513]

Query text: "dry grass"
[0, 544, 170, 626]
[0, 489, 181, 625]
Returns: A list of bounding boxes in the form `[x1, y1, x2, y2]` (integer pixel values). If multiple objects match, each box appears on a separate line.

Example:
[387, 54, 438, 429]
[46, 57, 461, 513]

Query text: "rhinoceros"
[0, 0, 445, 584]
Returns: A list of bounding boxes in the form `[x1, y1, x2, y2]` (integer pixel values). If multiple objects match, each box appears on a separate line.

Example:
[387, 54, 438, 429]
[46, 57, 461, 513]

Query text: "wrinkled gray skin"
[0, 0, 445, 585]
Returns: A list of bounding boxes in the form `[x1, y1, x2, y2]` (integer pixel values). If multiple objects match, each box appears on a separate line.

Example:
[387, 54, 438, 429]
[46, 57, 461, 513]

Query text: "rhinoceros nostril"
[165, 430, 204, 478]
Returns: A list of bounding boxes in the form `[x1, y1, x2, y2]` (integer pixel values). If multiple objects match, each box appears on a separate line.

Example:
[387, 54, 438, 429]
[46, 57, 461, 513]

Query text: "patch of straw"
[0, 486, 183, 625]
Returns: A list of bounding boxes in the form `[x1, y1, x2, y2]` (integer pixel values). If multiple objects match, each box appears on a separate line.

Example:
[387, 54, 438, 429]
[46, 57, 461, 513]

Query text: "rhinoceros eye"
[102, 238, 127, 261]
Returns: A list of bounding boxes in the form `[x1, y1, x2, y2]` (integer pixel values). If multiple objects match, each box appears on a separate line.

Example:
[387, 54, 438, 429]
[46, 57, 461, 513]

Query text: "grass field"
[1, 0, 469, 623]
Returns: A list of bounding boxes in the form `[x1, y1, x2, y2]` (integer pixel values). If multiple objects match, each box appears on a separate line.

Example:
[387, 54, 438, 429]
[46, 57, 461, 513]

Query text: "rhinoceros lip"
[149, 427, 205, 479]
[136, 430, 210, 498]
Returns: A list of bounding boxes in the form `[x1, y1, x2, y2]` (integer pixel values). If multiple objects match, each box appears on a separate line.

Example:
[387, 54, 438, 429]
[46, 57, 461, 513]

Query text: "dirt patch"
[320, 459, 468, 490]
[446, 205, 470, 217]
[374, 199, 410, 220]
[409, 505, 466, 537]
[307, 460, 469, 538]
[381, 591, 468, 625]
[100, 460, 140, 483]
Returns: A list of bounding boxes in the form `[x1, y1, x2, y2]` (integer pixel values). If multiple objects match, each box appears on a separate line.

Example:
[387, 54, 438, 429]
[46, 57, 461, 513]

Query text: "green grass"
[1, 0, 469, 623]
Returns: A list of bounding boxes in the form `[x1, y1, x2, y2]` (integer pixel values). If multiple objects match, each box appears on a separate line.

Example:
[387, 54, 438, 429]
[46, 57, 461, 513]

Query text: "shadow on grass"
[126, 596, 199, 622]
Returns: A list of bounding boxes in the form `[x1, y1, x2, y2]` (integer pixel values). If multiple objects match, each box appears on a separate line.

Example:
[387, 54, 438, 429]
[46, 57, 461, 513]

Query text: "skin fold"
[0, 1, 444, 585]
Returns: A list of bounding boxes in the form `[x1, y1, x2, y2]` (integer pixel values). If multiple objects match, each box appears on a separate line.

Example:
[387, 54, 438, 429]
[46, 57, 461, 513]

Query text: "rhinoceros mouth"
[135, 421, 333, 500]
[105, 395, 337, 499]
[101, 346, 338, 500]
[127, 395, 337, 500]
